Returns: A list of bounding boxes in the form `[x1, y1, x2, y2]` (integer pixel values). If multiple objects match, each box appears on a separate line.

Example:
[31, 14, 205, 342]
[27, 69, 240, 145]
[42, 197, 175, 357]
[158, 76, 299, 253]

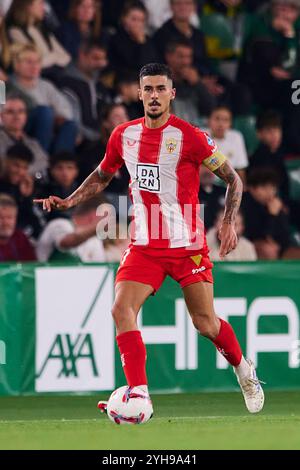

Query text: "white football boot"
[234, 359, 265, 414]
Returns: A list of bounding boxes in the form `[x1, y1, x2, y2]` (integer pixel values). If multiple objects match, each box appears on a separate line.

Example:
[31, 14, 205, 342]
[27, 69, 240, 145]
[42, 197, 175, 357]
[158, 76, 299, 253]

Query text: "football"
[106, 386, 153, 425]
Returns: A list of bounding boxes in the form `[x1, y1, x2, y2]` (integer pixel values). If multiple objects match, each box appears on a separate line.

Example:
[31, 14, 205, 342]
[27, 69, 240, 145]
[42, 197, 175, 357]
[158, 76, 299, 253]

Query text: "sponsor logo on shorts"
[192, 266, 206, 275]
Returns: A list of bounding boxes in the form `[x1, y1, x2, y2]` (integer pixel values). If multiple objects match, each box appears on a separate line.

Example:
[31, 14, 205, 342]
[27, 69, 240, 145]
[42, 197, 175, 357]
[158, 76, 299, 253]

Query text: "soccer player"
[34, 63, 264, 414]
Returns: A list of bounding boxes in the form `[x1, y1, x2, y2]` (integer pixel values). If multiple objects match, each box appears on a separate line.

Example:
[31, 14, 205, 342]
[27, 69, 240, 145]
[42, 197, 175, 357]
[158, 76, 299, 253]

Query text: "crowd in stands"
[1, 0, 300, 263]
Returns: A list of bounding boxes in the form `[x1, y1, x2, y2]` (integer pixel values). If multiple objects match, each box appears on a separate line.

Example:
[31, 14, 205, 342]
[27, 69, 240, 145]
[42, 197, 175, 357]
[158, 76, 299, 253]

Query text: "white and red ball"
[107, 386, 153, 425]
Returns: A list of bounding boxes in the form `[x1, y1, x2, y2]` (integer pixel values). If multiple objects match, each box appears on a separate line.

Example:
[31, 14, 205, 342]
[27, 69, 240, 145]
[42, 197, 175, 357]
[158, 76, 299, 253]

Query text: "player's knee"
[192, 314, 219, 340]
[111, 302, 136, 328]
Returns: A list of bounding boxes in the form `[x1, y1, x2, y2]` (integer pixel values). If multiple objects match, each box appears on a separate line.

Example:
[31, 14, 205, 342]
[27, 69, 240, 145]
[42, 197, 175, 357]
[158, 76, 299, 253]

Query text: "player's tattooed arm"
[213, 160, 243, 225]
[65, 168, 114, 208]
[212, 160, 243, 259]
[34, 168, 114, 212]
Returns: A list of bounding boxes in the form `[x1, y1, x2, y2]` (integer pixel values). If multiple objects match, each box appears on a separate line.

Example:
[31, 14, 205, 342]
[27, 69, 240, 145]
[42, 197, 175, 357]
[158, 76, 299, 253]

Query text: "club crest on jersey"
[136, 164, 160, 192]
[165, 138, 177, 154]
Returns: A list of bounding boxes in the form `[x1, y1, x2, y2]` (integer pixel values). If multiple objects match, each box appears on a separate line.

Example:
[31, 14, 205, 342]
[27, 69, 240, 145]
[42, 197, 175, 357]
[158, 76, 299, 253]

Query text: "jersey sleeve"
[98, 126, 124, 174]
[191, 127, 226, 170]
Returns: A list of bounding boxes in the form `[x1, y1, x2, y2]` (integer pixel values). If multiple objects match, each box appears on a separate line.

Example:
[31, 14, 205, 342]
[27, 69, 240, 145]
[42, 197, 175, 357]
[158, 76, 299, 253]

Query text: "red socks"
[116, 330, 148, 387]
[212, 318, 242, 367]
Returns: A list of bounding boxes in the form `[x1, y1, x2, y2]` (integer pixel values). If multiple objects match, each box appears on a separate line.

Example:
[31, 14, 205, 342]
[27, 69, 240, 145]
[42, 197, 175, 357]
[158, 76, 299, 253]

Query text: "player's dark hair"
[50, 151, 78, 168]
[165, 38, 193, 55]
[6, 143, 34, 164]
[247, 168, 280, 188]
[256, 110, 282, 131]
[139, 63, 173, 81]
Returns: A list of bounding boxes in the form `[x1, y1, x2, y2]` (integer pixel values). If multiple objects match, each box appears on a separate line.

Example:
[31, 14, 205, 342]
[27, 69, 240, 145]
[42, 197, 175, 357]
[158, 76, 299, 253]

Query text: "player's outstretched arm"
[33, 168, 114, 212]
[213, 160, 243, 259]
[34, 168, 114, 212]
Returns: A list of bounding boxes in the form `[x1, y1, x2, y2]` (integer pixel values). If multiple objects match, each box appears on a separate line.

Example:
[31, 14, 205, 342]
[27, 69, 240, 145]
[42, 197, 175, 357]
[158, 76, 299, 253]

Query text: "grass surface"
[0, 391, 299, 450]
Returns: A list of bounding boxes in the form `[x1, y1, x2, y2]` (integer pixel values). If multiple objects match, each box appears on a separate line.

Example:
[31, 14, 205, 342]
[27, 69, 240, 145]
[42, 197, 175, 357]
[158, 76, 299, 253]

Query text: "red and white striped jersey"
[99, 114, 225, 250]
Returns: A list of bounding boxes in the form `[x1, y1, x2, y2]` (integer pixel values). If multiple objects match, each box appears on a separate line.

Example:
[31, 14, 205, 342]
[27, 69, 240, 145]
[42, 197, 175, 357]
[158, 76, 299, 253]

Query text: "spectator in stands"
[61, 39, 111, 143]
[242, 168, 290, 259]
[109, 1, 158, 76]
[207, 105, 248, 184]
[7, 44, 77, 153]
[78, 103, 130, 219]
[0, 143, 45, 239]
[249, 110, 290, 203]
[142, 0, 172, 33]
[5, 0, 71, 79]
[0, 193, 36, 261]
[78, 103, 130, 181]
[0, 6, 11, 78]
[239, 0, 300, 111]
[200, 164, 226, 230]
[57, 0, 109, 61]
[114, 73, 144, 120]
[165, 39, 218, 120]
[36, 197, 106, 262]
[0, 96, 48, 176]
[35, 151, 79, 221]
[154, 0, 209, 72]
[207, 210, 257, 261]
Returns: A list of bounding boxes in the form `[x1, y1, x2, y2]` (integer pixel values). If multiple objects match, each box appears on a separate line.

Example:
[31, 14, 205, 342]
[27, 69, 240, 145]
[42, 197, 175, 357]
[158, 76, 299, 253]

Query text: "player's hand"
[218, 222, 238, 260]
[33, 196, 71, 212]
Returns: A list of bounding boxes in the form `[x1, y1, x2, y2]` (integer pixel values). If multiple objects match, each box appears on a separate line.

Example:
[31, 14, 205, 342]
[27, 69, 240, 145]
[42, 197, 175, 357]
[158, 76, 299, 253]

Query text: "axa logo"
[37, 268, 111, 381]
[0, 340, 6, 365]
[37, 333, 98, 378]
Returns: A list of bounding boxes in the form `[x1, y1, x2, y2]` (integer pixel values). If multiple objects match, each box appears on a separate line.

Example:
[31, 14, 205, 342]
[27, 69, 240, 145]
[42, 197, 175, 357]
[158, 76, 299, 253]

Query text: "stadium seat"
[287, 166, 300, 201]
[233, 115, 259, 155]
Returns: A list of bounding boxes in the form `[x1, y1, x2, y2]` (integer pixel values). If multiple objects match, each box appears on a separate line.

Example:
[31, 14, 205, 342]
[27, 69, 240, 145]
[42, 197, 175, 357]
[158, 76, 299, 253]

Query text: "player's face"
[139, 75, 175, 120]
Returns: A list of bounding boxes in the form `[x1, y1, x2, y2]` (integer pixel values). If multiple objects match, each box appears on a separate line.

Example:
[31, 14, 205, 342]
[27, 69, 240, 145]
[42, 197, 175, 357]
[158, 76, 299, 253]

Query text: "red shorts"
[116, 244, 214, 293]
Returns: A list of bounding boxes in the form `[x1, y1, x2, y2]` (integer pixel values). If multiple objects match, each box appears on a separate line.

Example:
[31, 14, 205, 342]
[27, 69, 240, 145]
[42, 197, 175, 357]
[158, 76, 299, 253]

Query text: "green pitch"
[0, 391, 299, 450]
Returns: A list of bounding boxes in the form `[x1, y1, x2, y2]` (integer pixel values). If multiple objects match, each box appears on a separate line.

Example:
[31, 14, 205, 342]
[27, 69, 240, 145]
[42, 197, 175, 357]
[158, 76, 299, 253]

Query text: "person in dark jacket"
[109, 1, 158, 76]
[0, 143, 45, 239]
[242, 168, 291, 259]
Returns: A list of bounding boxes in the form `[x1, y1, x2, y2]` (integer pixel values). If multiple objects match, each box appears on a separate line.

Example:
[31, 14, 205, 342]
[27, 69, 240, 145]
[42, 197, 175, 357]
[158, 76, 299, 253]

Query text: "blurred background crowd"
[1, 0, 300, 263]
